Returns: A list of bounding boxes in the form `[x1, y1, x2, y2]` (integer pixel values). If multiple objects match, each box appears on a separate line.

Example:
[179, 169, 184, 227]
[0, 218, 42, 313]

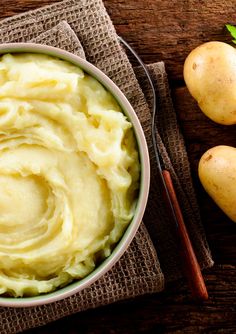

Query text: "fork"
[118, 35, 208, 301]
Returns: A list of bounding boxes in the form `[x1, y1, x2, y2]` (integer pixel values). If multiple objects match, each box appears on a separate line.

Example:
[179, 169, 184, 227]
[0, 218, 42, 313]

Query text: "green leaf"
[226, 24, 236, 41]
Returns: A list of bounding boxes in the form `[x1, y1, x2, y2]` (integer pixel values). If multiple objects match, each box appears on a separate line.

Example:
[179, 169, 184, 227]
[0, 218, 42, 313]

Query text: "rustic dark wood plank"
[172, 86, 236, 264]
[0, 0, 235, 333]
[26, 265, 236, 334]
[104, 0, 236, 83]
[0, 0, 61, 17]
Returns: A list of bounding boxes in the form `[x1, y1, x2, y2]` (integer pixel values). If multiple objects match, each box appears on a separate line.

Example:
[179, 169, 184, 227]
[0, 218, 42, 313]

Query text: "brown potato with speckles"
[199, 145, 236, 222]
[184, 41, 236, 125]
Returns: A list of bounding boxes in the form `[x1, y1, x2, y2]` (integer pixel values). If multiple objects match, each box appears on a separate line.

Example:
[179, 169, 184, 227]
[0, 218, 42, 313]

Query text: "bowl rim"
[0, 43, 150, 308]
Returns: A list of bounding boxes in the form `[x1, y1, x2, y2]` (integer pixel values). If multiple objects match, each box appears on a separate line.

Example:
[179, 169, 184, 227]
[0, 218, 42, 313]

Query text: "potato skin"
[199, 145, 236, 222]
[184, 41, 236, 125]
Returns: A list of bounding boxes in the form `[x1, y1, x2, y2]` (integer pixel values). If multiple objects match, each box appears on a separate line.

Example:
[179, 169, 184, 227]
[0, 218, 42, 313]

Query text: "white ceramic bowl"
[0, 43, 150, 307]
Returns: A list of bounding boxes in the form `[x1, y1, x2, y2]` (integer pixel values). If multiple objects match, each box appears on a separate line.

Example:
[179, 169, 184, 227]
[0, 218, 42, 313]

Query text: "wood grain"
[0, 0, 236, 333]
[104, 0, 236, 82]
[26, 266, 236, 334]
[162, 169, 208, 301]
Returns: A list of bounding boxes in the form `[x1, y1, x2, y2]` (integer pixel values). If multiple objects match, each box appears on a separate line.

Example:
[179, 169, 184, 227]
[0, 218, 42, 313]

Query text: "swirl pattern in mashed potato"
[0, 53, 140, 297]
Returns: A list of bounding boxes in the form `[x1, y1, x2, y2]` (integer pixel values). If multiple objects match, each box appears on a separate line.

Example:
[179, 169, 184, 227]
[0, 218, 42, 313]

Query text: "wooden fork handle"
[162, 170, 209, 301]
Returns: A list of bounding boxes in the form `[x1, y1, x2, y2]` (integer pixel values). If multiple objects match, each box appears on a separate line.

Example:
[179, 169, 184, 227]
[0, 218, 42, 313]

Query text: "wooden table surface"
[1, 0, 236, 333]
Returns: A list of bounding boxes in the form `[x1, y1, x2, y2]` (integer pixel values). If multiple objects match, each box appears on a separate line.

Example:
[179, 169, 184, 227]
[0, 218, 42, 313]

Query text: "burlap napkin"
[0, 1, 213, 333]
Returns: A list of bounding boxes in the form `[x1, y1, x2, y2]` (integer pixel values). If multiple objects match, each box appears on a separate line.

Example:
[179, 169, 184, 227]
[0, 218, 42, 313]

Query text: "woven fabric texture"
[0, 1, 213, 333]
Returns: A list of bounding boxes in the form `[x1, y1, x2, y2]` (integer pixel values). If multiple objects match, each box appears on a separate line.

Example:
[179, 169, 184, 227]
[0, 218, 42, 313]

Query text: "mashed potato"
[0, 53, 140, 297]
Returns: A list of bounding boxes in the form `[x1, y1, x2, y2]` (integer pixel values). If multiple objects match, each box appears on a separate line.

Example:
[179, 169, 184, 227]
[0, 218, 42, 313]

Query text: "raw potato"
[184, 41, 236, 125]
[199, 145, 236, 222]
